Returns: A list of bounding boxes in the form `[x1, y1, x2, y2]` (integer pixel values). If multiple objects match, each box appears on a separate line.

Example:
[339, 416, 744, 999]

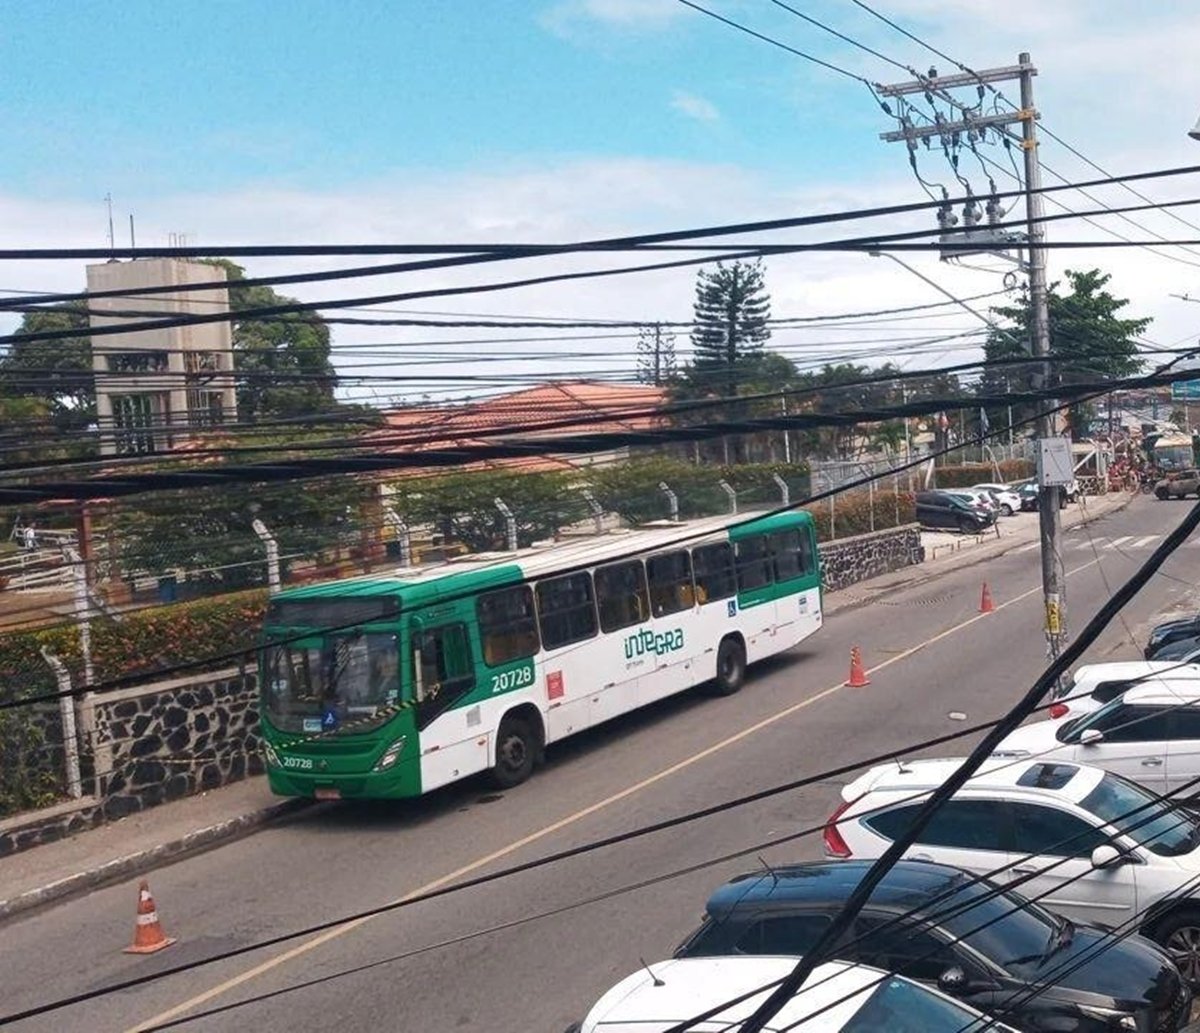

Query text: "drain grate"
[877, 590, 956, 607]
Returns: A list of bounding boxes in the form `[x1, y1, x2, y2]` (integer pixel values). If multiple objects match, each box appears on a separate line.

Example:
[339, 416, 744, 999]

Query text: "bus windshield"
[264, 630, 400, 736]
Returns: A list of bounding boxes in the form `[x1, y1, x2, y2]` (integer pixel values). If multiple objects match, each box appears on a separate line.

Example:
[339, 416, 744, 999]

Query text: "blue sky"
[2, 0, 890, 198]
[3, 1, 1200, 401]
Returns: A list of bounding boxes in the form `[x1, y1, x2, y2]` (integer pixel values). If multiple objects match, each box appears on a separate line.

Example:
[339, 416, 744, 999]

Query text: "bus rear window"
[477, 585, 540, 666]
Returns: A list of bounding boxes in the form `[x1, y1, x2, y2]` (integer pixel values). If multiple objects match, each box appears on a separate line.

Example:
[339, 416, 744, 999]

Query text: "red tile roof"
[364, 381, 667, 475]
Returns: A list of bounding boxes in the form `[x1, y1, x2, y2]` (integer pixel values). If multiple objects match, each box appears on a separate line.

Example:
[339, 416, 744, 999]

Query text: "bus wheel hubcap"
[501, 736, 526, 769]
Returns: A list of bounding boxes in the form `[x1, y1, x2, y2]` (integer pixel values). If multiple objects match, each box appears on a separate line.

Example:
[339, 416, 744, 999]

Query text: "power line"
[728, 498, 1200, 1031]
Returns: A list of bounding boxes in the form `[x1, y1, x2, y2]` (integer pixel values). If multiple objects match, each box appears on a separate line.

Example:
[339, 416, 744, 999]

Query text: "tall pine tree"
[689, 260, 771, 395]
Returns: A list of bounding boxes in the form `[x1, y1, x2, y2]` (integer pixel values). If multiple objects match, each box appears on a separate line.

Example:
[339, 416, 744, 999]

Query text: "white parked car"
[1046, 661, 1200, 721]
[826, 755, 1200, 984]
[997, 680, 1200, 795]
[569, 956, 1015, 1032]
[971, 483, 1023, 516]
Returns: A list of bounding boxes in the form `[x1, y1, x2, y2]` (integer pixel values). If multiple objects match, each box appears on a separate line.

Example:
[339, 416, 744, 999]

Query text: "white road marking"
[125, 557, 1101, 1033]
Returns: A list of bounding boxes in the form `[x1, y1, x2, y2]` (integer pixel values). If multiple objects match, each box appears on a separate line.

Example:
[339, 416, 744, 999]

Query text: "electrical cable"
[10, 651, 1200, 1027]
[726, 498, 1200, 1032]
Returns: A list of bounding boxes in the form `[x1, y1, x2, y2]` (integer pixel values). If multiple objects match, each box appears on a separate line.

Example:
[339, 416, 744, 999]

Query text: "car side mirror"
[1079, 728, 1104, 746]
[937, 966, 967, 994]
[1091, 844, 1124, 869]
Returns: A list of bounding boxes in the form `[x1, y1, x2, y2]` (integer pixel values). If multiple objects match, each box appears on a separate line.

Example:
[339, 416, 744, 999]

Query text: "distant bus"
[259, 511, 822, 800]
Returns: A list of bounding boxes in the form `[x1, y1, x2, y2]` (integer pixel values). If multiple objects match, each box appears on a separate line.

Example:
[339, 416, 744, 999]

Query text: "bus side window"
[536, 572, 599, 650]
[413, 624, 475, 704]
[769, 529, 806, 582]
[477, 585, 540, 666]
[646, 551, 694, 616]
[734, 535, 774, 592]
[594, 560, 650, 633]
[692, 543, 736, 603]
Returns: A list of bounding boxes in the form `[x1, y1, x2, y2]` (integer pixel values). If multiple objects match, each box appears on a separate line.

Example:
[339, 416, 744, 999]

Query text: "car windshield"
[932, 879, 1060, 979]
[1080, 772, 1200, 857]
[838, 976, 1004, 1033]
[263, 631, 401, 735]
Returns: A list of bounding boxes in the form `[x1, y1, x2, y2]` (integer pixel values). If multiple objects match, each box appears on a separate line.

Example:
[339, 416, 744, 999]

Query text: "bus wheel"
[712, 637, 747, 696]
[490, 715, 536, 789]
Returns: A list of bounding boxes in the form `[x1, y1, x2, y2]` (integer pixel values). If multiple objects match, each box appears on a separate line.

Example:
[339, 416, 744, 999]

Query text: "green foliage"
[115, 477, 375, 588]
[933, 460, 1034, 488]
[684, 259, 772, 396]
[389, 469, 590, 551]
[805, 490, 916, 543]
[0, 711, 63, 816]
[201, 259, 339, 421]
[981, 269, 1149, 434]
[0, 589, 268, 701]
[589, 458, 730, 523]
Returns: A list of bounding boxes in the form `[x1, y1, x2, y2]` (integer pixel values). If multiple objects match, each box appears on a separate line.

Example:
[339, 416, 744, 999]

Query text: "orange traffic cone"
[123, 880, 176, 954]
[980, 582, 995, 614]
[845, 646, 870, 687]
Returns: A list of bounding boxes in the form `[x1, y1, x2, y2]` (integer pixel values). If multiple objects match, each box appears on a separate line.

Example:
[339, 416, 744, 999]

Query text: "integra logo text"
[624, 627, 684, 659]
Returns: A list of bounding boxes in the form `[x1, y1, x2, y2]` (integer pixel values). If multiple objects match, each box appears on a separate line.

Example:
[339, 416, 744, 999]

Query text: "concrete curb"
[825, 492, 1136, 616]
[0, 797, 314, 924]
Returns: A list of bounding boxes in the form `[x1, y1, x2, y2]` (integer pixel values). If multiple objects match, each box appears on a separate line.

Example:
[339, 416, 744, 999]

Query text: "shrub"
[0, 588, 268, 703]
[805, 489, 915, 543]
[934, 460, 1033, 488]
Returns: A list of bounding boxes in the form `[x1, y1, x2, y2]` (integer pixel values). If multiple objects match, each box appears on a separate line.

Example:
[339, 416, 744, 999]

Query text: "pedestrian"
[21, 525, 36, 551]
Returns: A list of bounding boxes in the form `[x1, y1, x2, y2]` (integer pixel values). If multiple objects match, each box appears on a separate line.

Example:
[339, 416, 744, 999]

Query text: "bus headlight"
[263, 742, 280, 768]
[374, 737, 407, 772]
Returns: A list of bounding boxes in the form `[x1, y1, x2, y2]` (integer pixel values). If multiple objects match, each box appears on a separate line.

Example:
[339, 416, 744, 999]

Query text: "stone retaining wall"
[818, 523, 922, 593]
[1, 523, 924, 855]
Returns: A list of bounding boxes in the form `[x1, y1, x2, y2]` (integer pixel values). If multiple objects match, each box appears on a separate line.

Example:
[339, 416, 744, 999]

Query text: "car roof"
[1074, 660, 1198, 685]
[1119, 679, 1200, 705]
[705, 859, 976, 918]
[842, 756, 1106, 806]
[586, 957, 882, 1031]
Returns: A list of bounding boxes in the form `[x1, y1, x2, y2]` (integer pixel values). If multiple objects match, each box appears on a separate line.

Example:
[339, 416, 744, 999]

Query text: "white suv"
[998, 680, 1200, 795]
[971, 483, 1022, 516]
[1047, 661, 1200, 721]
[825, 756, 1200, 983]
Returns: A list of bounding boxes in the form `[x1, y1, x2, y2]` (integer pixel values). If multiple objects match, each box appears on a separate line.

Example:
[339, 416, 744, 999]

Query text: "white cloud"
[670, 90, 720, 122]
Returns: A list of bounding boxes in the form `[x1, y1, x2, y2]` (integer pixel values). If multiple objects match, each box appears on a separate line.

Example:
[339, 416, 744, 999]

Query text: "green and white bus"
[260, 510, 822, 800]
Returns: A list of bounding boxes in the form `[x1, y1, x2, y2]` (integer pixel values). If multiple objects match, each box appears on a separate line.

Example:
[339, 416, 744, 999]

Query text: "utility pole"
[1019, 53, 1065, 662]
[877, 53, 1064, 659]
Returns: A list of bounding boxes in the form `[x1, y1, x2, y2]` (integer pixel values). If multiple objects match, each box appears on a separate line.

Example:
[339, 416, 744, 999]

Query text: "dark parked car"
[1147, 616, 1200, 659]
[915, 490, 995, 533]
[1149, 636, 1200, 662]
[676, 859, 1191, 1033]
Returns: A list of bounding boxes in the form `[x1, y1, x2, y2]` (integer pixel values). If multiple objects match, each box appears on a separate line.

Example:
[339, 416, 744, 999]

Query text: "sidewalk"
[0, 777, 310, 922]
[0, 491, 1136, 924]
[824, 489, 1134, 616]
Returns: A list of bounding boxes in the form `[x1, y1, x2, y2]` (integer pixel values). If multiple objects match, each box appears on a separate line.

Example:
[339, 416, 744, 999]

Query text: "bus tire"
[490, 714, 537, 789]
[712, 636, 747, 696]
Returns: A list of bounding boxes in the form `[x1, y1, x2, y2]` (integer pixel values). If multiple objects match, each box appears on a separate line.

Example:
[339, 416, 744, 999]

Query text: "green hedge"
[0, 588, 267, 702]
[934, 460, 1034, 488]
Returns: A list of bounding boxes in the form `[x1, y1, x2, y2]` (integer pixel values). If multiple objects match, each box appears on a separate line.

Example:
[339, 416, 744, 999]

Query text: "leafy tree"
[687, 259, 771, 395]
[0, 303, 96, 453]
[981, 269, 1148, 436]
[389, 469, 589, 552]
[202, 259, 338, 421]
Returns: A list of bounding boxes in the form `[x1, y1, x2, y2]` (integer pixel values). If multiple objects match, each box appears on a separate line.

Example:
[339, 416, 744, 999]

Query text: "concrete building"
[86, 259, 237, 455]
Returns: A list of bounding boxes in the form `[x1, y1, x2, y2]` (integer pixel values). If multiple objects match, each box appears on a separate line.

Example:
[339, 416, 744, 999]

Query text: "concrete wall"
[1, 524, 923, 856]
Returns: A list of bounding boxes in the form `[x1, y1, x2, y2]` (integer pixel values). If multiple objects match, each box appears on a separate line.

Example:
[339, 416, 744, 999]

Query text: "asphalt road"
[3, 496, 1199, 1033]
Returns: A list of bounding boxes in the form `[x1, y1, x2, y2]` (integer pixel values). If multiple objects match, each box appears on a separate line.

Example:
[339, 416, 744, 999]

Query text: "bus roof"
[272, 509, 815, 607]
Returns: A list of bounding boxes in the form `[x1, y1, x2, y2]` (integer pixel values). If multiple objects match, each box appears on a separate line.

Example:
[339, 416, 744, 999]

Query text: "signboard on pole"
[1037, 437, 1074, 487]
[1170, 354, 1200, 400]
